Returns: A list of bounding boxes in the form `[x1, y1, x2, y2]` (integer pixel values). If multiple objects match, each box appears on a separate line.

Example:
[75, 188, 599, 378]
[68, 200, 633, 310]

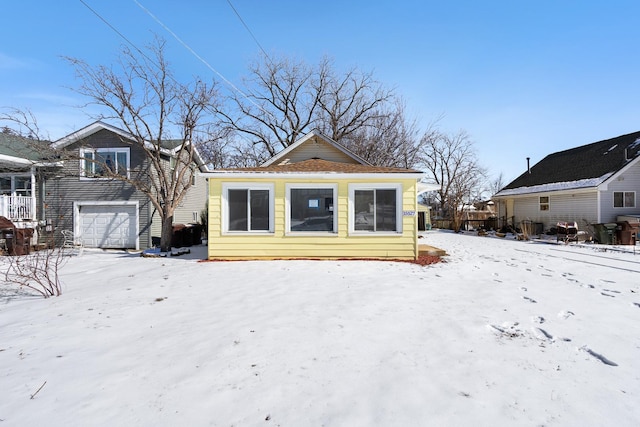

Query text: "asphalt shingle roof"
[217, 158, 421, 174]
[0, 133, 50, 162]
[502, 131, 640, 191]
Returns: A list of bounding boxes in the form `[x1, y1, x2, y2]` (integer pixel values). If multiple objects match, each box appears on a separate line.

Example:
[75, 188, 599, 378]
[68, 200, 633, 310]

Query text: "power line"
[132, 0, 272, 119]
[78, 0, 157, 68]
[226, 0, 271, 63]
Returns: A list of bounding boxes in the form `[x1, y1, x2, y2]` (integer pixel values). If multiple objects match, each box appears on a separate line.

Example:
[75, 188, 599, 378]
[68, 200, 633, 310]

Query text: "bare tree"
[216, 54, 398, 160]
[314, 61, 395, 142]
[64, 37, 219, 251]
[341, 99, 426, 168]
[421, 130, 487, 231]
[488, 172, 505, 197]
[215, 54, 324, 159]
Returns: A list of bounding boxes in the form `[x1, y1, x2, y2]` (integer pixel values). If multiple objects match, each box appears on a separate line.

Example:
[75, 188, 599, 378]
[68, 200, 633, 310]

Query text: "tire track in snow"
[513, 248, 640, 273]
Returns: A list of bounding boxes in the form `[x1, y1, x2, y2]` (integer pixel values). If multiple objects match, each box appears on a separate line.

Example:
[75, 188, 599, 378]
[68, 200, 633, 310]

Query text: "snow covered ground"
[1, 230, 639, 426]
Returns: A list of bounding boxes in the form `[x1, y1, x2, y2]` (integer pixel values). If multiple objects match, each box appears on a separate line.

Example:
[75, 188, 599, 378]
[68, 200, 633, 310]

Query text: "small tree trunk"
[160, 214, 174, 252]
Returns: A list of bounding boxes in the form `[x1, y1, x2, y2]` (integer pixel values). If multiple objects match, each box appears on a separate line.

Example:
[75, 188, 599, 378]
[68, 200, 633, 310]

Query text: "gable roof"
[495, 131, 640, 197]
[205, 130, 423, 179]
[261, 131, 371, 167]
[52, 121, 210, 172]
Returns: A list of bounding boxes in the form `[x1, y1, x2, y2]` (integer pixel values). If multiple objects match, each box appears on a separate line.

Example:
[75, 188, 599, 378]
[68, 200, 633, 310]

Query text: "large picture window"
[82, 148, 130, 178]
[614, 191, 635, 208]
[223, 184, 273, 232]
[287, 185, 336, 233]
[350, 184, 401, 233]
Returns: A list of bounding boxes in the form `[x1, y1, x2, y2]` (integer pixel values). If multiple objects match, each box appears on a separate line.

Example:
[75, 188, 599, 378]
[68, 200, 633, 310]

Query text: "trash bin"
[188, 223, 203, 245]
[182, 224, 194, 247]
[1, 227, 32, 255]
[172, 224, 186, 248]
[593, 223, 617, 244]
[616, 221, 638, 245]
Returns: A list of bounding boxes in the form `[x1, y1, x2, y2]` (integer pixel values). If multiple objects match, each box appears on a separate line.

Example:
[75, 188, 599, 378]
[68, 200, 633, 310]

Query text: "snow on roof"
[494, 172, 613, 197]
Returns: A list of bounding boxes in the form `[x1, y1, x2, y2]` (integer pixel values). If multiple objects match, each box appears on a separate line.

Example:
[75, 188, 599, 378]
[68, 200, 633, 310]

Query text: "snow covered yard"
[1, 231, 639, 426]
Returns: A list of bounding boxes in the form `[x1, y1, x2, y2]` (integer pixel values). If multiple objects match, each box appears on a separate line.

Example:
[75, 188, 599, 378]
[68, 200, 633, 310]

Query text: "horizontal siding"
[285, 139, 356, 164]
[600, 162, 640, 222]
[208, 177, 418, 259]
[174, 173, 207, 225]
[512, 192, 597, 231]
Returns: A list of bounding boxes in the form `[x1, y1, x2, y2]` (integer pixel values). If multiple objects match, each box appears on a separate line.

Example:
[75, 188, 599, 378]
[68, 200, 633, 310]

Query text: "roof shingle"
[501, 131, 640, 191]
[217, 158, 421, 174]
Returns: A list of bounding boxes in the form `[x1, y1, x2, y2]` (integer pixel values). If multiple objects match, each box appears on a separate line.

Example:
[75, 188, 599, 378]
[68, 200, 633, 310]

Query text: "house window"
[539, 196, 550, 211]
[0, 176, 31, 197]
[0, 177, 11, 195]
[350, 184, 401, 233]
[223, 183, 274, 232]
[82, 148, 130, 178]
[614, 191, 635, 208]
[287, 185, 337, 233]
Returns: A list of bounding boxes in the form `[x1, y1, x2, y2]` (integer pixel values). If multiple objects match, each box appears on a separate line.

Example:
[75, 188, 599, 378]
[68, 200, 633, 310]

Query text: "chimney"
[526, 157, 531, 174]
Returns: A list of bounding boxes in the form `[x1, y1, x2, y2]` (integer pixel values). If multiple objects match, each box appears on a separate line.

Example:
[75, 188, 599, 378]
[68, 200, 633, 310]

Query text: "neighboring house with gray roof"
[0, 132, 61, 232]
[49, 121, 209, 250]
[493, 131, 640, 232]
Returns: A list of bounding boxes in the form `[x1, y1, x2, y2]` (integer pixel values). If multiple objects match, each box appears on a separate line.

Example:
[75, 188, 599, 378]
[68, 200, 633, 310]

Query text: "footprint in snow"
[522, 296, 537, 303]
[579, 346, 618, 367]
[531, 315, 545, 324]
[532, 327, 554, 342]
[600, 292, 616, 298]
[558, 310, 575, 319]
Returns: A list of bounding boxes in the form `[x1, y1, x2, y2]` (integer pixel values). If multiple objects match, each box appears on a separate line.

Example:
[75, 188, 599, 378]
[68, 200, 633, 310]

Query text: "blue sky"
[2, 1, 640, 183]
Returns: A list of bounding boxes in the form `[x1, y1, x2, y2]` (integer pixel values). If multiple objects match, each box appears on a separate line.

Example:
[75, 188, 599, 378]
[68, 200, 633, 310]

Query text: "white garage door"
[79, 204, 137, 249]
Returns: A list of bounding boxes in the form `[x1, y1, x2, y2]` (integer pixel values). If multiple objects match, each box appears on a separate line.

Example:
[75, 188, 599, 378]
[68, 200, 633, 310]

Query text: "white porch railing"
[0, 195, 35, 221]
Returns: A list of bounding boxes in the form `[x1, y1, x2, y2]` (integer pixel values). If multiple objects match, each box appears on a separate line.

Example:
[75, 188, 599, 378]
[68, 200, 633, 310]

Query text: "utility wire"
[226, 0, 271, 63]
[79, 0, 159, 69]
[132, 0, 273, 119]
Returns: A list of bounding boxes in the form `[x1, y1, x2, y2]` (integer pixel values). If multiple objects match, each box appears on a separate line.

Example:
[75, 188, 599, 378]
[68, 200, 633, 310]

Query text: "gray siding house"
[50, 121, 208, 250]
[493, 131, 640, 233]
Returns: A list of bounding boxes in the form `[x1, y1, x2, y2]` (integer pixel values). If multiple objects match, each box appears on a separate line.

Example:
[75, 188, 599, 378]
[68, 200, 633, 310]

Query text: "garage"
[77, 203, 138, 249]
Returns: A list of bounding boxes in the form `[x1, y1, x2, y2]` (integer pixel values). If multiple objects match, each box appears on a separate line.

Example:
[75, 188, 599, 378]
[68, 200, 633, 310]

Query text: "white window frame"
[613, 191, 636, 208]
[0, 174, 33, 196]
[222, 182, 274, 234]
[80, 147, 131, 179]
[539, 196, 550, 211]
[348, 183, 403, 235]
[285, 183, 338, 235]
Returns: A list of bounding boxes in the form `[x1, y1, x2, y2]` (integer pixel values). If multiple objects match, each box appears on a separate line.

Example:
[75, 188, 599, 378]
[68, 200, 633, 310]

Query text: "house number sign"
[402, 210, 416, 216]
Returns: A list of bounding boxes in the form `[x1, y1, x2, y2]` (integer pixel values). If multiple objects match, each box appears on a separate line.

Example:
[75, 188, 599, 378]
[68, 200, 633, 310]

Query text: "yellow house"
[203, 131, 425, 260]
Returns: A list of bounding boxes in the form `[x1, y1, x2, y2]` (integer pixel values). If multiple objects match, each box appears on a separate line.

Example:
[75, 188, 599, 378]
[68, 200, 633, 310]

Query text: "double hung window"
[539, 196, 550, 211]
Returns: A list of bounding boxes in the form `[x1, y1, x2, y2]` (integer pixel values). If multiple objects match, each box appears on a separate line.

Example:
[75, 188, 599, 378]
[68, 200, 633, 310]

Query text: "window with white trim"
[350, 184, 401, 233]
[223, 183, 274, 232]
[0, 175, 31, 196]
[539, 196, 549, 211]
[614, 191, 635, 208]
[81, 148, 130, 178]
[287, 184, 336, 233]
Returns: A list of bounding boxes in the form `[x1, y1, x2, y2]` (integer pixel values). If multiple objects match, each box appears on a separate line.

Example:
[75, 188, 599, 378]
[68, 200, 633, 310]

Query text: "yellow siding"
[284, 138, 357, 164]
[208, 177, 419, 260]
